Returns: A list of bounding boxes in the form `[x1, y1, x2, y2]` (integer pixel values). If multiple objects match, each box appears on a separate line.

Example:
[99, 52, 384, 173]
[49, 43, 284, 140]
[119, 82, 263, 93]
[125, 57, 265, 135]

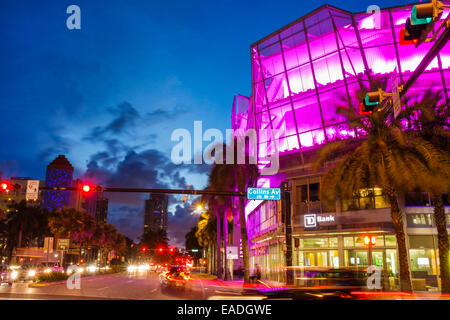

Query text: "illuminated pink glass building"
[232, 3, 449, 288]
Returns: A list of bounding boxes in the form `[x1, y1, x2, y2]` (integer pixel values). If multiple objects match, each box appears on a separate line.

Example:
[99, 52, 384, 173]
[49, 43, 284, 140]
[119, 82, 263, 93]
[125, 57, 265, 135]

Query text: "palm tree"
[222, 138, 259, 284]
[398, 91, 450, 293]
[195, 211, 217, 274]
[313, 105, 445, 292]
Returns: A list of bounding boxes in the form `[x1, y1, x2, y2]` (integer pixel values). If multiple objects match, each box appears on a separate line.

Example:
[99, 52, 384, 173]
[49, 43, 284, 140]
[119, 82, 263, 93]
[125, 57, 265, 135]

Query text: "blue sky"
[0, 0, 406, 245]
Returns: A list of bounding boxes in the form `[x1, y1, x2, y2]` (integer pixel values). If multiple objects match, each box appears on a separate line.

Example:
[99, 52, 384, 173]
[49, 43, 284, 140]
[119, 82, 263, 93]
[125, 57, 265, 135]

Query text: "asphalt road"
[0, 272, 210, 300]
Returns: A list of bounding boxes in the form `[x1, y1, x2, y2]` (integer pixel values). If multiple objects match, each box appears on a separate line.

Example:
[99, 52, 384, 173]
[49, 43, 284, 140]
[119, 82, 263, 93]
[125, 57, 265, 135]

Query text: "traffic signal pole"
[281, 182, 294, 286]
[40, 186, 246, 197]
[400, 23, 450, 98]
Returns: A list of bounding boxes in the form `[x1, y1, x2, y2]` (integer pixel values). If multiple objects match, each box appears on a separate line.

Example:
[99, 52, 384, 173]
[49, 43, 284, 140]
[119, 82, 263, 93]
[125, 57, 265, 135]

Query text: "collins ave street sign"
[247, 188, 281, 200]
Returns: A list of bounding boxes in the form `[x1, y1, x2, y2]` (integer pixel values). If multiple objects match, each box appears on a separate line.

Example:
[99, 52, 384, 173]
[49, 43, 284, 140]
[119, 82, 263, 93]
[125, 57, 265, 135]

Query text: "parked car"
[0, 264, 13, 285]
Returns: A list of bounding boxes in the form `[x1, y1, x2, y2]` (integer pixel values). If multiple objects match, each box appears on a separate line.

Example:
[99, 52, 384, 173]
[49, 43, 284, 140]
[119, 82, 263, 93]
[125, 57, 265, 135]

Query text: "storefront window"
[329, 237, 338, 248]
[385, 235, 397, 247]
[373, 235, 384, 247]
[329, 250, 339, 268]
[344, 236, 354, 247]
[354, 236, 365, 247]
[304, 251, 328, 267]
[303, 237, 329, 248]
[410, 249, 437, 276]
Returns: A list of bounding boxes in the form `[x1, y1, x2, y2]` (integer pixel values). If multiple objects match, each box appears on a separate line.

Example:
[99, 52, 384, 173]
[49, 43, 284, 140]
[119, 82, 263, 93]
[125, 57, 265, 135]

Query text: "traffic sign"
[247, 187, 281, 200]
[226, 246, 238, 260]
[57, 238, 70, 250]
[389, 69, 401, 119]
[26, 180, 39, 201]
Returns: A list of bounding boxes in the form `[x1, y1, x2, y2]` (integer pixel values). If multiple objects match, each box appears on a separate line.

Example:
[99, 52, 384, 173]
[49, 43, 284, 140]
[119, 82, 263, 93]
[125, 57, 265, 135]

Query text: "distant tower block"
[43, 155, 74, 211]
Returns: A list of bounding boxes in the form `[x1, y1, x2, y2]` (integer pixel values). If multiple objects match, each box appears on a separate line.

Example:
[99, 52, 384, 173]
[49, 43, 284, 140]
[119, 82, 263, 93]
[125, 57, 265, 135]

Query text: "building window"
[405, 192, 431, 206]
[342, 187, 389, 211]
[344, 236, 354, 247]
[407, 214, 433, 227]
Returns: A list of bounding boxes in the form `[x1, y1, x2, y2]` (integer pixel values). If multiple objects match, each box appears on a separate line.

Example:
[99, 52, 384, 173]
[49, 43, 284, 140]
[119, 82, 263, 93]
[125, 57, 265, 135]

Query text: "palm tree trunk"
[223, 211, 229, 280]
[431, 193, 450, 293]
[239, 196, 250, 283]
[387, 188, 412, 292]
[17, 228, 22, 249]
[216, 213, 222, 279]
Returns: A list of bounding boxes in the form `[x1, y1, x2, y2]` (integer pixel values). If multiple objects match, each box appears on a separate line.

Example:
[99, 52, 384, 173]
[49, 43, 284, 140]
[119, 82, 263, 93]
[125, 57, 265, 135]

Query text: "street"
[0, 272, 189, 300]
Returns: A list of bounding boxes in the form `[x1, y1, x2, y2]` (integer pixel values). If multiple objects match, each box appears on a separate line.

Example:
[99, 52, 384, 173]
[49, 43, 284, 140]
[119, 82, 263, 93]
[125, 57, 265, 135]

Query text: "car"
[0, 264, 13, 285]
[248, 287, 356, 300]
[9, 264, 39, 282]
[39, 262, 64, 274]
[159, 265, 192, 293]
[293, 267, 368, 289]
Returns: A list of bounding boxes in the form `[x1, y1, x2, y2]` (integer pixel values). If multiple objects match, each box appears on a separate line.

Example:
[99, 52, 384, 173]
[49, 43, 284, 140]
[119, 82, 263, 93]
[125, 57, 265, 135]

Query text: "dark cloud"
[144, 105, 189, 122]
[83, 147, 205, 243]
[85, 102, 140, 141]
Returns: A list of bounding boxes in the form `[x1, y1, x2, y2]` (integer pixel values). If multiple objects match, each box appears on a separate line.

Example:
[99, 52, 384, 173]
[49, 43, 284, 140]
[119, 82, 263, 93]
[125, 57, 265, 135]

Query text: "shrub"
[36, 272, 69, 283]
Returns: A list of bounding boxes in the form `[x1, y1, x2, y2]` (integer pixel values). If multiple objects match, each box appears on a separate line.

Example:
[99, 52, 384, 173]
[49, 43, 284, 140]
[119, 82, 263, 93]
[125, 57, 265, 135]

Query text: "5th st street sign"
[247, 188, 281, 200]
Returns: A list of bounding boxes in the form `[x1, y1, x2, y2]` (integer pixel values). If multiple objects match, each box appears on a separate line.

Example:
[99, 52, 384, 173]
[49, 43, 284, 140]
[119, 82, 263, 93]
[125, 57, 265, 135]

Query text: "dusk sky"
[0, 0, 405, 246]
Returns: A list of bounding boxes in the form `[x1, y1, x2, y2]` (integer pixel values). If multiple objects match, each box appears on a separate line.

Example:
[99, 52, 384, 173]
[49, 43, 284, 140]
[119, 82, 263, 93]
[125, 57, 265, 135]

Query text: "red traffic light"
[363, 235, 376, 246]
[169, 248, 175, 253]
[142, 246, 147, 253]
[158, 247, 164, 253]
[1, 183, 8, 191]
[82, 185, 91, 193]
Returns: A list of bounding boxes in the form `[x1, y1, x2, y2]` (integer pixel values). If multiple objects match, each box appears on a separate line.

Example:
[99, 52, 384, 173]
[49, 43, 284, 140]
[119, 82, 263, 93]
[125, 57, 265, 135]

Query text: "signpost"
[247, 188, 281, 200]
[26, 180, 39, 201]
[57, 238, 70, 267]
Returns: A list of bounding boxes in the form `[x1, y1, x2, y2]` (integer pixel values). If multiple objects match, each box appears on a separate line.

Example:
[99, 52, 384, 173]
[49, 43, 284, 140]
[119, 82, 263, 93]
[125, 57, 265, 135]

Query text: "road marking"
[97, 286, 109, 291]
[151, 288, 157, 293]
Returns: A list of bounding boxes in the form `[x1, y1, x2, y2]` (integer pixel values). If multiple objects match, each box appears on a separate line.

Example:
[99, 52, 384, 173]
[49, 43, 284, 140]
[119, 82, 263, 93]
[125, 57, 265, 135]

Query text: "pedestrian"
[255, 264, 262, 281]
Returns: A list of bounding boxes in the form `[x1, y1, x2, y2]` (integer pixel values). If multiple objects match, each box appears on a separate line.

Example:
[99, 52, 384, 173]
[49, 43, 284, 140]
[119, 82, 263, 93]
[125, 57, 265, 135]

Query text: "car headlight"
[11, 271, 18, 279]
[127, 265, 136, 272]
[44, 268, 52, 273]
[28, 270, 36, 277]
[78, 267, 84, 273]
[87, 265, 96, 273]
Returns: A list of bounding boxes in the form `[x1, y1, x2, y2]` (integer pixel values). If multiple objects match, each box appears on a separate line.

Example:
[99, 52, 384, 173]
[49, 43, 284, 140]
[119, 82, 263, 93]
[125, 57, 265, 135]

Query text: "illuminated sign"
[247, 188, 281, 200]
[304, 214, 336, 228]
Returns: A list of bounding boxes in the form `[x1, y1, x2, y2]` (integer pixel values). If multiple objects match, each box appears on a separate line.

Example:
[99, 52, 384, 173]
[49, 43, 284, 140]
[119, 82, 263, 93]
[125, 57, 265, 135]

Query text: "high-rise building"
[43, 155, 74, 211]
[144, 194, 168, 233]
[95, 198, 109, 223]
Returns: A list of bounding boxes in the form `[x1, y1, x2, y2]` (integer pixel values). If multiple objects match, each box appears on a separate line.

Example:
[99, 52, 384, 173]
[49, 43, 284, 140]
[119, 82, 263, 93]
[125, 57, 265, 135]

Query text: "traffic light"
[81, 184, 104, 193]
[157, 247, 164, 253]
[142, 246, 147, 253]
[169, 248, 175, 254]
[0, 182, 21, 193]
[399, 0, 446, 47]
[359, 91, 381, 114]
[363, 235, 376, 246]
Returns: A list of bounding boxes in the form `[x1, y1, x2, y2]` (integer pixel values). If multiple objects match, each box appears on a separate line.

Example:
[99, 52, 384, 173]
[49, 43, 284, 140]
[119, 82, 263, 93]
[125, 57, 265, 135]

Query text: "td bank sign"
[304, 214, 336, 228]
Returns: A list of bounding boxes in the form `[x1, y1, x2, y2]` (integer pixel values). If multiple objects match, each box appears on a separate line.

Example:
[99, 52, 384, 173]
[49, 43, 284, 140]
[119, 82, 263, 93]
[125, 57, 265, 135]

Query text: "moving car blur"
[8, 264, 39, 282]
[0, 264, 13, 285]
[159, 265, 192, 293]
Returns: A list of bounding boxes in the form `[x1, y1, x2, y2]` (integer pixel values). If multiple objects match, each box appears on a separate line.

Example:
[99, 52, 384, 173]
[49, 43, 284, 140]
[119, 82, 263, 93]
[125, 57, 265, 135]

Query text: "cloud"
[167, 202, 198, 248]
[82, 147, 207, 243]
[86, 102, 140, 141]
